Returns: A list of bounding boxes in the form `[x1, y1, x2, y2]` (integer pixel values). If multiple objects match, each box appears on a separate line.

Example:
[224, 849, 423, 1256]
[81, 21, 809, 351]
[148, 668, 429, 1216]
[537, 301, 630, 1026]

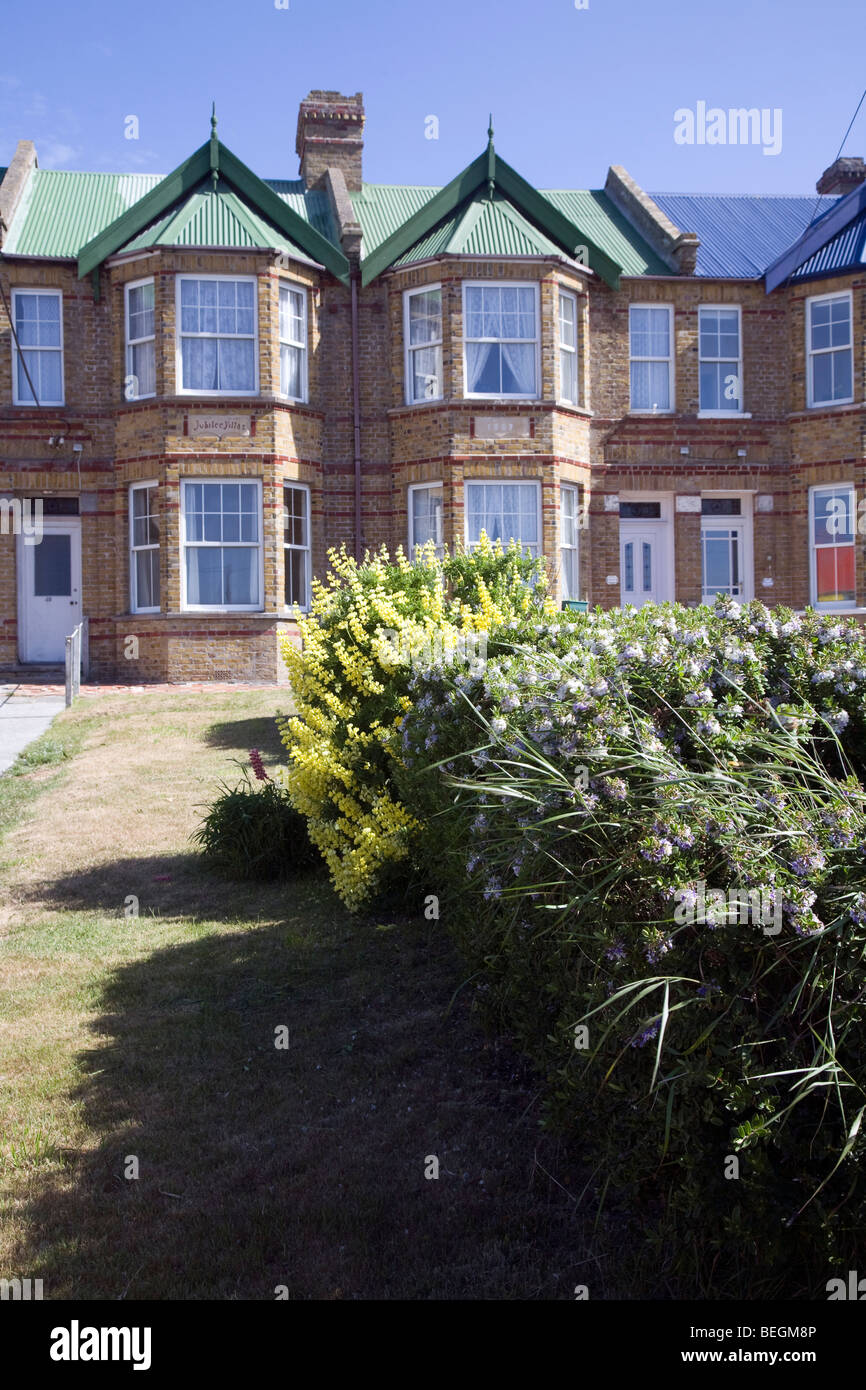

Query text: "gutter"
[351, 269, 362, 560]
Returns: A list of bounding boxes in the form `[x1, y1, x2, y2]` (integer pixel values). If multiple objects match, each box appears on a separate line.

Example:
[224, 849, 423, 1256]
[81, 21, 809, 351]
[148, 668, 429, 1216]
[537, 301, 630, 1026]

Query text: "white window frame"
[806, 290, 854, 409]
[462, 281, 540, 400]
[179, 477, 264, 612]
[129, 481, 160, 614]
[628, 303, 674, 414]
[278, 280, 308, 404]
[404, 284, 443, 405]
[11, 288, 65, 406]
[124, 277, 156, 402]
[700, 491, 754, 604]
[698, 304, 745, 417]
[809, 482, 856, 611]
[560, 482, 581, 599]
[464, 479, 542, 555]
[283, 481, 311, 611]
[558, 289, 579, 406]
[408, 481, 444, 557]
[175, 273, 259, 398]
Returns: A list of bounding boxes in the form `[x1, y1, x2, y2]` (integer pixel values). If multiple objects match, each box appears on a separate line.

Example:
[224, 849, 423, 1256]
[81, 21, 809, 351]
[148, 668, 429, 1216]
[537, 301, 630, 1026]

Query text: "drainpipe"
[351, 270, 362, 560]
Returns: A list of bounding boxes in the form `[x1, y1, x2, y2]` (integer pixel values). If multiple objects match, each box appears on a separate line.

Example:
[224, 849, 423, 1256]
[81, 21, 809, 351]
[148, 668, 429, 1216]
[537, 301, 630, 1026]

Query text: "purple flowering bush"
[395, 598, 866, 1295]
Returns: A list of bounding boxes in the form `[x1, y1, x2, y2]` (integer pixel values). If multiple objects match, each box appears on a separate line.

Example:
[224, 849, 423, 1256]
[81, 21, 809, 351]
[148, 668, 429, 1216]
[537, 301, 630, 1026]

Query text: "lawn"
[0, 689, 606, 1300]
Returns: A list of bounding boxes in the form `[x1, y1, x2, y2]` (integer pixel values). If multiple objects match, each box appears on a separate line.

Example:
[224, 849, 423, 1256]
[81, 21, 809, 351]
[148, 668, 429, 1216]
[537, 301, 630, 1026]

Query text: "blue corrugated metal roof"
[788, 208, 866, 282]
[651, 193, 839, 277]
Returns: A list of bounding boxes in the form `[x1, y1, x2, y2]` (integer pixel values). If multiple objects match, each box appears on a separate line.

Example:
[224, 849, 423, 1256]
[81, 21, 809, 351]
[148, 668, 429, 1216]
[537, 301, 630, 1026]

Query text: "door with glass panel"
[620, 528, 662, 608]
[19, 519, 82, 663]
[700, 498, 748, 602]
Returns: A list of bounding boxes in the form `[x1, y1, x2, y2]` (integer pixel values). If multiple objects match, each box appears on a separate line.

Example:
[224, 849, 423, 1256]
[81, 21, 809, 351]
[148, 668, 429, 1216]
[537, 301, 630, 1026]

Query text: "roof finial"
[486, 114, 495, 200]
[210, 102, 219, 190]
[488, 114, 494, 146]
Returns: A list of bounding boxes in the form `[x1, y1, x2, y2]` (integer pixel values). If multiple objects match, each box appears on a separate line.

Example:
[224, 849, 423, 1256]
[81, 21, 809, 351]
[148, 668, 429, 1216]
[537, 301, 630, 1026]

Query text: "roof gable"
[764, 182, 866, 290]
[75, 135, 350, 283]
[118, 178, 319, 265]
[391, 190, 568, 268]
[359, 132, 624, 288]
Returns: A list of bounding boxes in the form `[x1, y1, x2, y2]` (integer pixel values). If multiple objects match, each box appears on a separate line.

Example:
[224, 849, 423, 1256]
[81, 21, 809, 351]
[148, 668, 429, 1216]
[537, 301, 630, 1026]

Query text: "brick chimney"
[296, 90, 364, 191]
[816, 156, 866, 197]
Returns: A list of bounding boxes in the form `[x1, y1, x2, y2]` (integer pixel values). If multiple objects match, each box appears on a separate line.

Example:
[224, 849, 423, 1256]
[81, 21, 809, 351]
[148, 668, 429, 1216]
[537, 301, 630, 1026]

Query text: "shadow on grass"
[5, 876, 609, 1300]
[13, 853, 321, 924]
[203, 716, 288, 761]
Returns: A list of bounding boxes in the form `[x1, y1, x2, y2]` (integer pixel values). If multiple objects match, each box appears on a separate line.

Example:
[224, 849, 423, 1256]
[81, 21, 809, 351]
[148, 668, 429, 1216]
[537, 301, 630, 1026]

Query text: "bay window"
[181, 480, 262, 610]
[463, 284, 538, 397]
[177, 276, 257, 395]
[466, 481, 540, 555]
[405, 286, 443, 403]
[279, 284, 307, 401]
[283, 483, 310, 609]
[129, 482, 160, 612]
[810, 483, 856, 609]
[12, 289, 64, 406]
[699, 306, 742, 413]
[807, 292, 853, 407]
[408, 482, 444, 557]
[629, 304, 673, 412]
[125, 279, 155, 400]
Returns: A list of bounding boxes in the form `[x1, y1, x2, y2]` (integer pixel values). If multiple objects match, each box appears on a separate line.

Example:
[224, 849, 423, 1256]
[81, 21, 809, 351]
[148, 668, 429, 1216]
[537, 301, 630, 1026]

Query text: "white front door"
[18, 519, 82, 663]
[620, 526, 664, 608]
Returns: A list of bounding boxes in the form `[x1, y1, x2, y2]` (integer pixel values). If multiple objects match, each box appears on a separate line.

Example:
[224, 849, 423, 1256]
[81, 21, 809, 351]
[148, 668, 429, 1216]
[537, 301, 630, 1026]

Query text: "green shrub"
[395, 599, 866, 1295]
[194, 766, 318, 881]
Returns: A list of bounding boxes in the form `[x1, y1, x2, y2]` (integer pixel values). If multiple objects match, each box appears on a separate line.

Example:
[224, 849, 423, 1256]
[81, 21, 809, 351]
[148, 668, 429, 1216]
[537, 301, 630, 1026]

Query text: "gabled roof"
[118, 178, 319, 265]
[73, 126, 350, 283]
[649, 193, 838, 279]
[764, 181, 866, 291]
[357, 129, 627, 288]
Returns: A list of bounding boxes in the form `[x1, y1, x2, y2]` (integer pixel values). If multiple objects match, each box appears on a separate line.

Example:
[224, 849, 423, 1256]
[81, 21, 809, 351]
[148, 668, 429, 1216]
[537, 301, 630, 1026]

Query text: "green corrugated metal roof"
[542, 190, 670, 276]
[354, 182, 669, 276]
[392, 192, 565, 267]
[2, 160, 667, 276]
[120, 179, 317, 263]
[2, 167, 336, 258]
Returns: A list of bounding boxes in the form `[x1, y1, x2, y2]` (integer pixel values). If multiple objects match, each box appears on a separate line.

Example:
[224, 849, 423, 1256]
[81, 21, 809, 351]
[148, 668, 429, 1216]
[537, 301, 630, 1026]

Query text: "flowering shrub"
[193, 758, 317, 880]
[278, 538, 553, 909]
[395, 598, 866, 1293]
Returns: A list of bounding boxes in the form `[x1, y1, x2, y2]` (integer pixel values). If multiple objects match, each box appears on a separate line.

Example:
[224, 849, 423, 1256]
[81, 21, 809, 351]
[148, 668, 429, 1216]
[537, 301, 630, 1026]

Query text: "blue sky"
[1, 0, 864, 195]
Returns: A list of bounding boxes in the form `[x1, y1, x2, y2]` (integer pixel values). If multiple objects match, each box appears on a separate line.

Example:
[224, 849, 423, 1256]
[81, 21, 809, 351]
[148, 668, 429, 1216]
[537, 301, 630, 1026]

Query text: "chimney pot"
[816, 156, 866, 197]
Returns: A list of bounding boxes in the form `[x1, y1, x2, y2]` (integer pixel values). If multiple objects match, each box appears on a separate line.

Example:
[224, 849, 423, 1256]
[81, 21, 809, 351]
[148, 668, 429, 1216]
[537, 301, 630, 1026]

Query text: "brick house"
[2, 91, 866, 682]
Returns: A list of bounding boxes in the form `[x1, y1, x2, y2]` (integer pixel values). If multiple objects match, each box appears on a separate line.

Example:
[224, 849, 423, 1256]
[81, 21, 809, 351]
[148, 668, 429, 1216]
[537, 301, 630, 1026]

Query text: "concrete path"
[0, 685, 67, 775]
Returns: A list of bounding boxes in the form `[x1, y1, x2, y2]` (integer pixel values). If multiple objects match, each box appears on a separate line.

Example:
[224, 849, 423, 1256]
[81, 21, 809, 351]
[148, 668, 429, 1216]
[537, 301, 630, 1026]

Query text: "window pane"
[642, 542, 652, 592]
[34, 534, 72, 596]
[285, 546, 307, 606]
[812, 488, 854, 546]
[136, 549, 160, 609]
[281, 343, 302, 398]
[223, 547, 258, 605]
[623, 541, 634, 593]
[561, 347, 578, 403]
[411, 487, 442, 550]
[701, 497, 741, 516]
[832, 348, 852, 401]
[816, 545, 855, 604]
[408, 289, 441, 346]
[186, 548, 222, 605]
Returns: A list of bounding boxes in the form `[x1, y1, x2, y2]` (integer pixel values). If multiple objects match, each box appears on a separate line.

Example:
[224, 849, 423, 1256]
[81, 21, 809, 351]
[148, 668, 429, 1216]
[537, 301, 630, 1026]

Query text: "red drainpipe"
[351, 270, 362, 560]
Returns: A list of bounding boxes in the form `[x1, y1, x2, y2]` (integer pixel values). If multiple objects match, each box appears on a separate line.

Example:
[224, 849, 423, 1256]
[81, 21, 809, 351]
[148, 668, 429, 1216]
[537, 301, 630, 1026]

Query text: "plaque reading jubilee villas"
[189, 414, 252, 439]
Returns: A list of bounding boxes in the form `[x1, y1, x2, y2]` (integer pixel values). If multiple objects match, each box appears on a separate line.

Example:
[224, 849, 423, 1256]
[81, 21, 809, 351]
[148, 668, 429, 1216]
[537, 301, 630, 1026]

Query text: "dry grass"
[0, 690, 609, 1300]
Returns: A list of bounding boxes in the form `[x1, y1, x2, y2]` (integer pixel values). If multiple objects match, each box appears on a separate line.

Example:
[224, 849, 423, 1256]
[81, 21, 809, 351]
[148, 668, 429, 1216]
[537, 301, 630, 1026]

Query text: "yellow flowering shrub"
[278, 536, 553, 909]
